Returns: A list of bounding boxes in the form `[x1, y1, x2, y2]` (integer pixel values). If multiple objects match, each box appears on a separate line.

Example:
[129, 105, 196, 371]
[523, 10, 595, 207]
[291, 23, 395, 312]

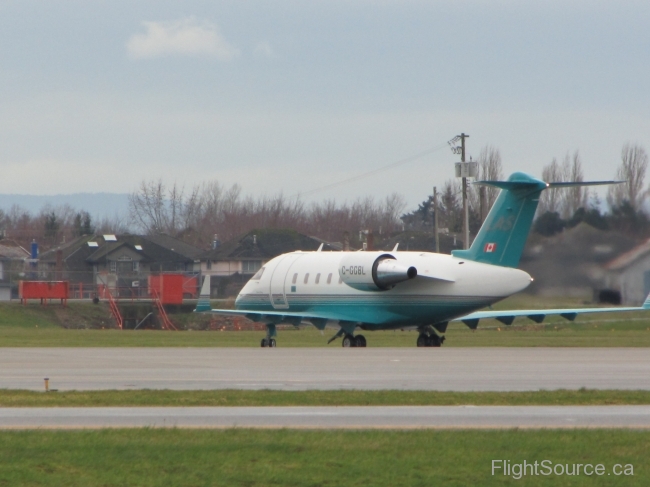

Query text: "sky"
[1, 0, 649, 211]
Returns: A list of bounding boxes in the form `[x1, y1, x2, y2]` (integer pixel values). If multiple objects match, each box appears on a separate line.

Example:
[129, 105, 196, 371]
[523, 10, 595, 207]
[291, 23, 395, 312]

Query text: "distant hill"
[0, 193, 130, 220]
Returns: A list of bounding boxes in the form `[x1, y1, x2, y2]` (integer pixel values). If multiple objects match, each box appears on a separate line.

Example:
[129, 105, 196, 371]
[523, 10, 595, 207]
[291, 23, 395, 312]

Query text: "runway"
[1, 406, 650, 429]
[2, 347, 650, 391]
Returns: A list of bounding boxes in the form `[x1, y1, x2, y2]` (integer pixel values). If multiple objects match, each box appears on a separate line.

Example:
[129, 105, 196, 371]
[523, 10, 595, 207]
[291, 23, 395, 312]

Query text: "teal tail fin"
[452, 172, 622, 268]
[195, 275, 212, 312]
[452, 172, 546, 268]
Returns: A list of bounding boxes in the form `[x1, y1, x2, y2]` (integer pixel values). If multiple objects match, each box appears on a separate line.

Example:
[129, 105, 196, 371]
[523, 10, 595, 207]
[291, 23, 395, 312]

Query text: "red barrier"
[148, 274, 185, 305]
[19, 281, 69, 305]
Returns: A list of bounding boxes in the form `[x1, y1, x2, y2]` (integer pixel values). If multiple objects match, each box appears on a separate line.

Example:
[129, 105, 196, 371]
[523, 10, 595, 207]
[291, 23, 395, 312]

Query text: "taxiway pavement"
[1, 347, 649, 391]
[1, 406, 650, 429]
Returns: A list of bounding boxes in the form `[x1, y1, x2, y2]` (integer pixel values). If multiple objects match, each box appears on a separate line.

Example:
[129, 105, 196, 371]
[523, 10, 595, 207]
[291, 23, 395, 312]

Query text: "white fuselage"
[235, 250, 532, 329]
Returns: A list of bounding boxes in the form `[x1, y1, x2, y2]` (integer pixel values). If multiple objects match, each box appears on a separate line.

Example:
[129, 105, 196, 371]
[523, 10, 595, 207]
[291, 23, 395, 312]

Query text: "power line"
[294, 142, 450, 198]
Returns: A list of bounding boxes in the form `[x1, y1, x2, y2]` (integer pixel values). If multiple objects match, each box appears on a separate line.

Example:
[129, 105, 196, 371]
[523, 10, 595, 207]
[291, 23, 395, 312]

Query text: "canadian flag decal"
[484, 242, 497, 253]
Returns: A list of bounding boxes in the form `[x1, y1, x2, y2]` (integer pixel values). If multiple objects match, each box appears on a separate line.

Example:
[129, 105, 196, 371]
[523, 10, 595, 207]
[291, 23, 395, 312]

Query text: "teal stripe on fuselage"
[235, 293, 499, 326]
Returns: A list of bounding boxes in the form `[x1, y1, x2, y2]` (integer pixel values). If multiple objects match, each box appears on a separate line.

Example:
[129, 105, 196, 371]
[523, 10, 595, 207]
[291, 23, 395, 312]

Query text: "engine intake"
[339, 252, 417, 291]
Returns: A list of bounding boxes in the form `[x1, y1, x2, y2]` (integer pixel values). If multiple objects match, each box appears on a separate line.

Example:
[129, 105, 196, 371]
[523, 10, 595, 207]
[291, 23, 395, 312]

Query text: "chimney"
[367, 231, 374, 251]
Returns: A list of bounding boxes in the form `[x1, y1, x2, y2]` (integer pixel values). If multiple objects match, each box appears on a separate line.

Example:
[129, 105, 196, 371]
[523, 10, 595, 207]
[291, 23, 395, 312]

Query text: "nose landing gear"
[261, 324, 277, 347]
[260, 338, 277, 347]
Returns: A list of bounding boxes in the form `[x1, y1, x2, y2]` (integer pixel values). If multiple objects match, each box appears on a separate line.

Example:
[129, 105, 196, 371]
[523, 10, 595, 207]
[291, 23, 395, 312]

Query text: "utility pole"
[460, 133, 469, 249]
[433, 186, 440, 253]
[448, 133, 475, 250]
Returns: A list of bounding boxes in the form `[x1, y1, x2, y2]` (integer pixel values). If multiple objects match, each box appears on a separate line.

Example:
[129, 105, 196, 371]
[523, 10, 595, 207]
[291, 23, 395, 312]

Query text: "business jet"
[196, 172, 649, 347]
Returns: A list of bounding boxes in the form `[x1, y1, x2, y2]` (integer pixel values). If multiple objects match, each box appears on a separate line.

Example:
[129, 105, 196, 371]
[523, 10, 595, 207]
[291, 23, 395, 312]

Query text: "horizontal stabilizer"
[547, 180, 624, 188]
[474, 179, 624, 190]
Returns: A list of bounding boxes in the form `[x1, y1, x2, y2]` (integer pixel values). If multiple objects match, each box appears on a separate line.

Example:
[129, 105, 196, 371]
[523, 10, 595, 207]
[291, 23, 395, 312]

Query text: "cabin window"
[292, 273, 298, 284]
[327, 273, 332, 284]
[304, 273, 310, 284]
[315, 273, 321, 284]
[252, 266, 265, 280]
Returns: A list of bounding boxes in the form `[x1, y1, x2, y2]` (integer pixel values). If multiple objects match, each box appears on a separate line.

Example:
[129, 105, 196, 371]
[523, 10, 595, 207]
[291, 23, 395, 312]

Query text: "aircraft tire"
[269, 338, 277, 347]
[417, 334, 427, 347]
[430, 335, 442, 347]
[261, 338, 269, 347]
[355, 335, 367, 347]
[342, 335, 356, 347]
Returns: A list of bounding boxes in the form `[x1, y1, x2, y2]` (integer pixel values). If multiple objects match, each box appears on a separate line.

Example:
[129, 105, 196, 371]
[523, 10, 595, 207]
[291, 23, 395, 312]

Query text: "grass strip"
[0, 429, 647, 486]
[3, 296, 650, 347]
[2, 389, 650, 407]
[3, 321, 650, 347]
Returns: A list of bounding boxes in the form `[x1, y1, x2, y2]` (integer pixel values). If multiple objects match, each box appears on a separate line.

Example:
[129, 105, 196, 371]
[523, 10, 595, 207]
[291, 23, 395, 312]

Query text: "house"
[0, 239, 30, 300]
[604, 239, 650, 305]
[519, 223, 638, 300]
[38, 233, 203, 298]
[201, 229, 340, 297]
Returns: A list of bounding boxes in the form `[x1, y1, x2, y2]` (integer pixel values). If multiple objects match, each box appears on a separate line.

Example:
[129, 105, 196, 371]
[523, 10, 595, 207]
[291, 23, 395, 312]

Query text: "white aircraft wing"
[197, 308, 348, 330]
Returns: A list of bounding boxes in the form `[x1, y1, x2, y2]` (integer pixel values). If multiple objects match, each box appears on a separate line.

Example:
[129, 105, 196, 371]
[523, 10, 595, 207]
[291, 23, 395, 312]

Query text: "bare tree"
[538, 151, 589, 218]
[439, 179, 462, 233]
[538, 158, 564, 215]
[128, 180, 205, 237]
[476, 145, 503, 211]
[126, 176, 407, 248]
[95, 214, 130, 235]
[607, 143, 649, 211]
[560, 151, 588, 219]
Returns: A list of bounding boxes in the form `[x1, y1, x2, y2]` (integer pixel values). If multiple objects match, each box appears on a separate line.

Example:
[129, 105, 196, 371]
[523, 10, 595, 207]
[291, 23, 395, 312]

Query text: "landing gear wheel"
[355, 335, 367, 347]
[342, 335, 356, 347]
[269, 338, 277, 347]
[261, 338, 269, 347]
[416, 333, 444, 347]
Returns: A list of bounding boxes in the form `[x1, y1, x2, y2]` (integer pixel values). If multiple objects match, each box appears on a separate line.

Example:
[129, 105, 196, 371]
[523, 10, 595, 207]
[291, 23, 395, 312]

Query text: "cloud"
[253, 41, 274, 58]
[126, 18, 240, 60]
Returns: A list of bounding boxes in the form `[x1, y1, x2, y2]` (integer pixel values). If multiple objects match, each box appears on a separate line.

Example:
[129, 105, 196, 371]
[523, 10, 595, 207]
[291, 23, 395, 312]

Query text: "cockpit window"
[252, 266, 265, 280]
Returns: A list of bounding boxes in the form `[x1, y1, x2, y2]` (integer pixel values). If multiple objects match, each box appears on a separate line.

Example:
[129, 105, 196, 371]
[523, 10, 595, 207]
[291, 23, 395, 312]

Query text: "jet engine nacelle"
[339, 252, 417, 291]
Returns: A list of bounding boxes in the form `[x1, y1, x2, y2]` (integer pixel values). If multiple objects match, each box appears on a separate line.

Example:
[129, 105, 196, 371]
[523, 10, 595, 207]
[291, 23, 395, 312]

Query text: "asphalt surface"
[1, 406, 650, 429]
[2, 347, 650, 391]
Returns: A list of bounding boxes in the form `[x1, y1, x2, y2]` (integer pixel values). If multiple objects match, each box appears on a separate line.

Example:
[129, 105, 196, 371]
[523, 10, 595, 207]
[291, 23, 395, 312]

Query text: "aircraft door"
[269, 253, 302, 309]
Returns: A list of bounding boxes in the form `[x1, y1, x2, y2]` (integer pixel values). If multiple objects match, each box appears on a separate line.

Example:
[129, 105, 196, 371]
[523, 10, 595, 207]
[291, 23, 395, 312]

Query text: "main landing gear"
[417, 332, 445, 347]
[342, 334, 366, 348]
[260, 338, 276, 347]
[327, 326, 366, 347]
